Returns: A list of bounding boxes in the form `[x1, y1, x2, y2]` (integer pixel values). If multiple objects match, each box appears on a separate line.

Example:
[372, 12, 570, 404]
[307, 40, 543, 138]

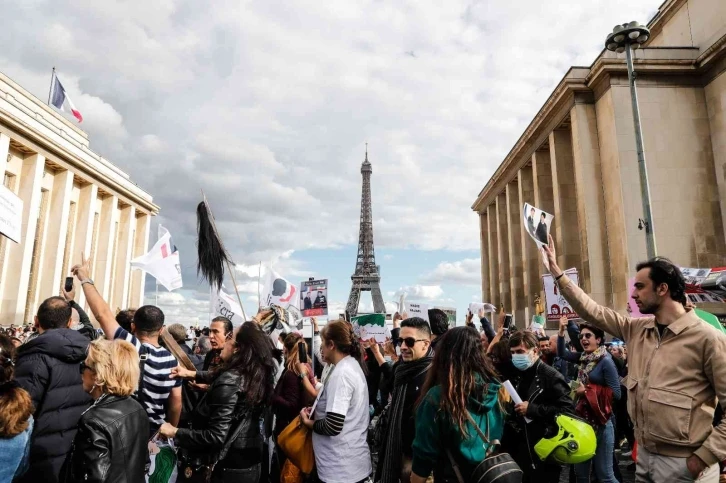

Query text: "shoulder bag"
[445, 411, 522, 483]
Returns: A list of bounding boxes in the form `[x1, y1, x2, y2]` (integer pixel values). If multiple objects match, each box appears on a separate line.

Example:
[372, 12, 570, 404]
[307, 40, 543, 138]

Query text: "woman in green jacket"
[410, 326, 505, 483]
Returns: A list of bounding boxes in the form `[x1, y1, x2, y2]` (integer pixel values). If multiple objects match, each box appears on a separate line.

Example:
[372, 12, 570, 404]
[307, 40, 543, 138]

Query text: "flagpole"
[200, 190, 248, 322]
[209, 285, 213, 326]
[47, 67, 55, 105]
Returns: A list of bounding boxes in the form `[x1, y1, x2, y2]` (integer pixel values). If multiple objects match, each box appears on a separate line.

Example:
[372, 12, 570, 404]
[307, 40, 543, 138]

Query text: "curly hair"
[417, 326, 500, 437]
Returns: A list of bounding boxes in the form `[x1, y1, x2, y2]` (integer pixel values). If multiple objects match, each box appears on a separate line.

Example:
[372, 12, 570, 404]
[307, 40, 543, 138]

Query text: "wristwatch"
[299, 372, 308, 380]
[81, 279, 95, 286]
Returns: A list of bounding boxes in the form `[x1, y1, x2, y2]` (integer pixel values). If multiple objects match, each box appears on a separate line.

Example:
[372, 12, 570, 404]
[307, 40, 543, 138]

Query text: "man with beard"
[372, 317, 433, 483]
[543, 237, 726, 482]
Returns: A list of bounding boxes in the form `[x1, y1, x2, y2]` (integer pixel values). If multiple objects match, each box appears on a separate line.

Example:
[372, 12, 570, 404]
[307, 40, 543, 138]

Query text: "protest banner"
[435, 306, 457, 326]
[542, 268, 579, 322]
[211, 288, 246, 326]
[300, 279, 328, 317]
[523, 202, 554, 248]
[680, 267, 712, 285]
[0, 184, 22, 243]
[351, 313, 388, 343]
[404, 301, 430, 321]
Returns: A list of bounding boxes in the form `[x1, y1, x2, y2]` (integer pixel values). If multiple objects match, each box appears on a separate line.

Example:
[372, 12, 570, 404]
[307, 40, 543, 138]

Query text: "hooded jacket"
[14, 328, 92, 483]
[412, 379, 504, 481]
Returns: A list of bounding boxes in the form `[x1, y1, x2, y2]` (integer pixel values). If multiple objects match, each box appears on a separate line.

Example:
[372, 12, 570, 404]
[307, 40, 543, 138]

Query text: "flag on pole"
[50, 74, 83, 123]
[210, 287, 245, 327]
[130, 225, 182, 291]
[260, 265, 298, 310]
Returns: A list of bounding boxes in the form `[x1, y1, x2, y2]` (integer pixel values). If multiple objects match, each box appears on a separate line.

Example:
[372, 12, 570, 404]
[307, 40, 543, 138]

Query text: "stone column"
[94, 195, 120, 300]
[113, 205, 136, 312]
[1, 154, 44, 325]
[486, 204, 499, 307]
[571, 102, 612, 306]
[496, 194, 510, 311]
[506, 181, 525, 326]
[519, 165, 539, 324]
[0, 133, 9, 175]
[480, 212, 490, 304]
[72, 183, 99, 308]
[549, 129, 582, 272]
[38, 170, 75, 301]
[129, 213, 150, 308]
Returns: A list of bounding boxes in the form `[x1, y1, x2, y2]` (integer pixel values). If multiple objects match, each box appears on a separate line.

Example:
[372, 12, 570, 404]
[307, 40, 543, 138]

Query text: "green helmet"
[534, 414, 597, 464]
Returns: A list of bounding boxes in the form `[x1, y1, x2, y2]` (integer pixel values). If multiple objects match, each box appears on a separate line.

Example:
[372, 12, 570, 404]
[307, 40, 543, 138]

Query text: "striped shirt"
[114, 327, 181, 428]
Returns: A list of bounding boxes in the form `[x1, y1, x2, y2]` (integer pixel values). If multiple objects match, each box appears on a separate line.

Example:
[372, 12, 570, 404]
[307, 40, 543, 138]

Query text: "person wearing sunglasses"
[371, 317, 433, 483]
[65, 338, 150, 483]
[557, 318, 620, 483]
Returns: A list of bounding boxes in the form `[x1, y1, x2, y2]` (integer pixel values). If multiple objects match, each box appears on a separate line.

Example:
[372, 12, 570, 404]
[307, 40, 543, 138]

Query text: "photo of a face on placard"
[523, 203, 554, 248]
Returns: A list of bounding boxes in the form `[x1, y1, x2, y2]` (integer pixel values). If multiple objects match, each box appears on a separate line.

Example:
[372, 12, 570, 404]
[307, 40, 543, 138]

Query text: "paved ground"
[558, 449, 636, 483]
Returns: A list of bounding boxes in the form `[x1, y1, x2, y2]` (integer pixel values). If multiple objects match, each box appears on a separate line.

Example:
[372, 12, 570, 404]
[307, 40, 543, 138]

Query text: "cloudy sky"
[1, 0, 657, 326]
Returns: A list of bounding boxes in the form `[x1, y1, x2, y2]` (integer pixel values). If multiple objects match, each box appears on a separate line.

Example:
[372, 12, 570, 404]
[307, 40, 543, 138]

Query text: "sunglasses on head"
[401, 337, 428, 348]
[79, 361, 92, 374]
[579, 333, 594, 340]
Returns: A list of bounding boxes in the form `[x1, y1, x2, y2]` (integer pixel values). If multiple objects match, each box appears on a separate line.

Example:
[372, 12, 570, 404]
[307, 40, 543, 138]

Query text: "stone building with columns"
[472, 0, 726, 328]
[0, 72, 158, 325]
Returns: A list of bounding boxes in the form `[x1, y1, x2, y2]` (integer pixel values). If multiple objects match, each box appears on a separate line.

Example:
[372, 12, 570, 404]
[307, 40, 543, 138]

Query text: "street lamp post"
[606, 21, 657, 259]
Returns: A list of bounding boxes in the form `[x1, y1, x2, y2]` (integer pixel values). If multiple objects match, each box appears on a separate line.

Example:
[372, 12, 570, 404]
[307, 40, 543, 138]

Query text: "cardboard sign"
[404, 301, 430, 322]
[0, 184, 22, 243]
[542, 268, 579, 321]
[300, 279, 328, 317]
[351, 313, 388, 343]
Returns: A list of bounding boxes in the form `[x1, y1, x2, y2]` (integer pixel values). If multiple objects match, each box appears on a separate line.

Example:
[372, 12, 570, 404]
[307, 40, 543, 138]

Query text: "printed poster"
[404, 301, 430, 322]
[542, 268, 579, 321]
[523, 202, 554, 248]
[0, 184, 22, 244]
[351, 313, 388, 343]
[300, 279, 328, 317]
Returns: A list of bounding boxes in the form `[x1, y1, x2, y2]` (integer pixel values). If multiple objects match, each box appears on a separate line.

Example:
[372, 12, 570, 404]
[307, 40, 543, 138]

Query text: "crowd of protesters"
[1, 238, 726, 483]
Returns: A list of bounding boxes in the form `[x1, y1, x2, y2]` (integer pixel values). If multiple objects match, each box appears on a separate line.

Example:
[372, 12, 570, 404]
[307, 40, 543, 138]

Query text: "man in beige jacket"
[542, 235, 726, 483]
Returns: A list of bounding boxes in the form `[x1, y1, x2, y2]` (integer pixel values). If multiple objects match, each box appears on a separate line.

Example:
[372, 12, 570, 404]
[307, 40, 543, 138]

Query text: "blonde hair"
[86, 339, 140, 397]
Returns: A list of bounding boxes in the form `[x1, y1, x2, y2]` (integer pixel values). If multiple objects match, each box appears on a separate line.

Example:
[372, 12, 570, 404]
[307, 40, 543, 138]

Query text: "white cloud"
[395, 285, 444, 301]
[421, 258, 482, 286]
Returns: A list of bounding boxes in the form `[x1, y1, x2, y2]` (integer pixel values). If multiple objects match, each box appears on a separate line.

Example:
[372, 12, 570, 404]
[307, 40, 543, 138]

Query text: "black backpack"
[445, 411, 522, 483]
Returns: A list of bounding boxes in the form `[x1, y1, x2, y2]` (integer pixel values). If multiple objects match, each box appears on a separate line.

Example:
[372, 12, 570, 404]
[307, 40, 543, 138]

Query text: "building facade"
[0, 72, 158, 325]
[472, 0, 726, 327]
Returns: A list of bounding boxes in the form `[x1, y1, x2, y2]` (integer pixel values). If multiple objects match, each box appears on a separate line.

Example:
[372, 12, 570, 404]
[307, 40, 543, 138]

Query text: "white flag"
[130, 225, 183, 291]
[260, 265, 298, 310]
[211, 288, 245, 327]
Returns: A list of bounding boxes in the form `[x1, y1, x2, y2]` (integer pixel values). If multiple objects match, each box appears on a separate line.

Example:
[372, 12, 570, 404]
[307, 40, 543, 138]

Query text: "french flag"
[50, 74, 83, 123]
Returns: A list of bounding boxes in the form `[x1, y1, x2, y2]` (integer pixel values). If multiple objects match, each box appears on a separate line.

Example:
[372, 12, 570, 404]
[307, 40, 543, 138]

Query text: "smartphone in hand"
[298, 342, 308, 363]
[64, 277, 74, 292]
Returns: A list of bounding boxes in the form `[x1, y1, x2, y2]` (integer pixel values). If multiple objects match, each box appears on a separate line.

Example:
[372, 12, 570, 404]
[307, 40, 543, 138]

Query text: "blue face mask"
[512, 353, 534, 371]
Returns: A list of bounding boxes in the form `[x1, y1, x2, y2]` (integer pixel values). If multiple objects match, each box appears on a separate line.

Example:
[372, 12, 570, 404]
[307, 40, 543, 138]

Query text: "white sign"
[469, 302, 497, 314]
[542, 268, 579, 321]
[523, 202, 554, 248]
[0, 184, 22, 243]
[404, 301, 430, 322]
[210, 288, 246, 327]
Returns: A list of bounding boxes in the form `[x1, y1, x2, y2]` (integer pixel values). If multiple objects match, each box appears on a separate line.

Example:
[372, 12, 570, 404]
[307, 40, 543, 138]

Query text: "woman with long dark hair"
[410, 326, 505, 483]
[161, 321, 278, 483]
[299, 320, 371, 483]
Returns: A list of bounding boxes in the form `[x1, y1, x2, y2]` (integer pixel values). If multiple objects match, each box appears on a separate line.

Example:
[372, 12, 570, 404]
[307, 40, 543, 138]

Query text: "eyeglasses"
[579, 333, 594, 340]
[79, 361, 92, 374]
[401, 337, 428, 348]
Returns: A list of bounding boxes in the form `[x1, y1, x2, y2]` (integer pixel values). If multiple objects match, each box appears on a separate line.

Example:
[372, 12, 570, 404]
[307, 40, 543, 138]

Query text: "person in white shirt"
[300, 320, 371, 483]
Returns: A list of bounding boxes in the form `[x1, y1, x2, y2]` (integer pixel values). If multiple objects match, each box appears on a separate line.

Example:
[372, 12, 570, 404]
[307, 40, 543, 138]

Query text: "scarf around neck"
[577, 345, 607, 386]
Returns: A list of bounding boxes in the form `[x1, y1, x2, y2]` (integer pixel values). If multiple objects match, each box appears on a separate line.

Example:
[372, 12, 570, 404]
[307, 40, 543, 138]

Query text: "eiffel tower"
[346, 147, 386, 316]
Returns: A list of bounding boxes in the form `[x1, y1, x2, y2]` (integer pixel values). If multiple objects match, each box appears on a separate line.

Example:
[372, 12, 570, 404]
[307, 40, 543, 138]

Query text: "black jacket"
[63, 394, 149, 483]
[502, 359, 574, 467]
[14, 328, 92, 483]
[176, 370, 264, 469]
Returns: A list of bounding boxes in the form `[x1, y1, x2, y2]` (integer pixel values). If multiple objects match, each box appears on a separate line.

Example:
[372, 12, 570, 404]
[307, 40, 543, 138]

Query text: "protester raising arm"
[556, 317, 581, 364]
[61, 283, 97, 341]
[478, 308, 496, 343]
[542, 235, 629, 341]
[71, 255, 119, 340]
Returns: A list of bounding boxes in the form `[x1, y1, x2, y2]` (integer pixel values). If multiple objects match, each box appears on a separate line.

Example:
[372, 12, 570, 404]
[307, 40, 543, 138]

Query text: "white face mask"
[395, 346, 401, 357]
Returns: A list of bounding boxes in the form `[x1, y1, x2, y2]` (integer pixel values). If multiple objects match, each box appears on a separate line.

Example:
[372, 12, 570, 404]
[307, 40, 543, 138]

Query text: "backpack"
[445, 411, 522, 483]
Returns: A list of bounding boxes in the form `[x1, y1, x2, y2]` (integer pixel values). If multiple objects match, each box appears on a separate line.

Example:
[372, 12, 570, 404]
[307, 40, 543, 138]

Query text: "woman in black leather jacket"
[160, 321, 277, 483]
[62, 338, 149, 483]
